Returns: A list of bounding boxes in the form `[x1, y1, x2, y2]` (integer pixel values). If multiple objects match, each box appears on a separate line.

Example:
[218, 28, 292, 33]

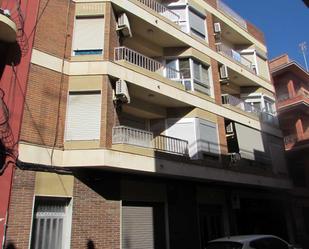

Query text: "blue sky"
[224, 0, 309, 68]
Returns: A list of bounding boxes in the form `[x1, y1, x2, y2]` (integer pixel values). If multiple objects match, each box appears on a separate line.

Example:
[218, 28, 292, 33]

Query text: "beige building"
[4, 0, 295, 248]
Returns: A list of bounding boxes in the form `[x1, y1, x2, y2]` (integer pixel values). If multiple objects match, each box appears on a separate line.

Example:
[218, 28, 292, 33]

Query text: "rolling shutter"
[234, 123, 270, 163]
[72, 17, 104, 53]
[198, 119, 219, 155]
[122, 206, 155, 249]
[65, 92, 101, 141]
[189, 8, 206, 37]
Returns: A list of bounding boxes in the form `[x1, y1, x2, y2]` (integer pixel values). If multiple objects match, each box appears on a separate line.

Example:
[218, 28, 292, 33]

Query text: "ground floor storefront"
[4, 168, 296, 249]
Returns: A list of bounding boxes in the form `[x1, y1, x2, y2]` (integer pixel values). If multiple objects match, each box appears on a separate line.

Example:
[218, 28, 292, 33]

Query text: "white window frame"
[164, 57, 213, 97]
[71, 16, 104, 56]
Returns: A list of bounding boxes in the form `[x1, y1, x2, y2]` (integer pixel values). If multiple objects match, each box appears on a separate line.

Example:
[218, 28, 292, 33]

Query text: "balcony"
[136, 0, 180, 25]
[0, 9, 17, 42]
[114, 46, 184, 84]
[217, 0, 247, 30]
[216, 43, 255, 73]
[222, 94, 279, 126]
[112, 126, 189, 156]
[277, 89, 309, 111]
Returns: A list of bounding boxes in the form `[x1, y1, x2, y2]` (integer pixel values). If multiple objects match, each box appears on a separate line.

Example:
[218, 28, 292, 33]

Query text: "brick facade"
[33, 0, 75, 59]
[71, 176, 120, 249]
[20, 64, 68, 148]
[100, 76, 118, 148]
[5, 168, 36, 249]
[246, 21, 265, 45]
[104, 2, 120, 61]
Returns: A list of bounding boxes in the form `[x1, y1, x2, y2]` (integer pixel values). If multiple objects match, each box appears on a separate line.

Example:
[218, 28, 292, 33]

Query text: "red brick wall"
[20, 64, 68, 148]
[100, 76, 118, 148]
[33, 0, 75, 58]
[204, 0, 217, 8]
[71, 177, 120, 249]
[5, 169, 35, 249]
[246, 21, 266, 45]
[269, 54, 290, 71]
[104, 2, 120, 61]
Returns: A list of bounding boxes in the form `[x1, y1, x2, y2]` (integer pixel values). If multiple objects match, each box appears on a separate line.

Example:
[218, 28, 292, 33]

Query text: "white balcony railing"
[217, 0, 247, 30]
[114, 46, 183, 83]
[222, 94, 279, 126]
[216, 43, 255, 73]
[112, 126, 188, 156]
[136, 0, 180, 24]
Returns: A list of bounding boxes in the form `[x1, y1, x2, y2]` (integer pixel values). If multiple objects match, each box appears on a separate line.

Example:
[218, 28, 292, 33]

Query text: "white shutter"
[72, 17, 104, 53]
[198, 119, 219, 155]
[65, 92, 101, 141]
[189, 8, 206, 37]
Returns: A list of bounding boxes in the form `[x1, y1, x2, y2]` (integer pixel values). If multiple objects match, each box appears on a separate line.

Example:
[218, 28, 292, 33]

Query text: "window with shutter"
[188, 8, 206, 39]
[72, 17, 104, 55]
[30, 198, 71, 249]
[65, 91, 101, 141]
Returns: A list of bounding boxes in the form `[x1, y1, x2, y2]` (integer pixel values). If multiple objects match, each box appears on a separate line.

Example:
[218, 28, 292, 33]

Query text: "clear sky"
[224, 0, 309, 69]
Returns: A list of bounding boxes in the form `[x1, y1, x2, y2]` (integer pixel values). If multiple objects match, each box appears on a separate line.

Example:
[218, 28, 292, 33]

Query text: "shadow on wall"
[5, 242, 16, 249]
[87, 239, 96, 249]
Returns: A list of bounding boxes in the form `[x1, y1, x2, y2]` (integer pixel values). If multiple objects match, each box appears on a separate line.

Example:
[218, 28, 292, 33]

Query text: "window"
[170, 6, 187, 32]
[165, 58, 212, 96]
[72, 17, 104, 55]
[65, 91, 102, 141]
[192, 60, 211, 95]
[264, 99, 274, 114]
[188, 7, 206, 39]
[30, 198, 71, 249]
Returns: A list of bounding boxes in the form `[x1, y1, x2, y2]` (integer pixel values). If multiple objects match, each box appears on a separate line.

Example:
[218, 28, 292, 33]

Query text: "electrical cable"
[50, 0, 71, 166]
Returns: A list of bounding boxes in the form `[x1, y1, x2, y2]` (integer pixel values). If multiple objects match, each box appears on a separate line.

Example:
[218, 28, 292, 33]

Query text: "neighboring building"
[0, 0, 41, 247]
[3, 0, 293, 249]
[270, 54, 309, 248]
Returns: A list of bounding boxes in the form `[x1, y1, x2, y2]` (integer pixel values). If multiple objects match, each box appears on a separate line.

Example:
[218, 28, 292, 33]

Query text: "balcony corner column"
[287, 79, 296, 98]
[295, 117, 304, 140]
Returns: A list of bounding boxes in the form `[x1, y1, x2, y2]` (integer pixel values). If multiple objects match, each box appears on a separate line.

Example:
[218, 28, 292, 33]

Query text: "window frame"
[188, 6, 207, 41]
[164, 57, 213, 97]
[30, 197, 72, 249]
[65, 91, 102, 141]
[71, 16, 105, 56]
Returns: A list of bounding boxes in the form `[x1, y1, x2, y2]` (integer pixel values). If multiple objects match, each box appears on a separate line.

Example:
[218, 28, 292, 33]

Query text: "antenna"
[299, 42, 308, 72]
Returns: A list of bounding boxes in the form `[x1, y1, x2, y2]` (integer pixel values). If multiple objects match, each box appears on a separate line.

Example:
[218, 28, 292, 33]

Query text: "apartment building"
[2, 0, 293, 248]
[270, 54, 309, 248]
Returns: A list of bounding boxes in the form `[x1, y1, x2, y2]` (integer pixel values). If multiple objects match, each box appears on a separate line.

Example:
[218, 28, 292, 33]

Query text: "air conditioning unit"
[115, 79, 131, 103]
[219, 64, 229, 79]
[117, 13, 132, 38]
[214, 22, 221, 33]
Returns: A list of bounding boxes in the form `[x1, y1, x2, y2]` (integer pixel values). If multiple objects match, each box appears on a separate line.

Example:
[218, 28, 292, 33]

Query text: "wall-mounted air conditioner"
[214, 22, 221, 33]
[115, 79, 131, 103]
[117, 13, 132, 38]
[219, 64, 229, 79]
